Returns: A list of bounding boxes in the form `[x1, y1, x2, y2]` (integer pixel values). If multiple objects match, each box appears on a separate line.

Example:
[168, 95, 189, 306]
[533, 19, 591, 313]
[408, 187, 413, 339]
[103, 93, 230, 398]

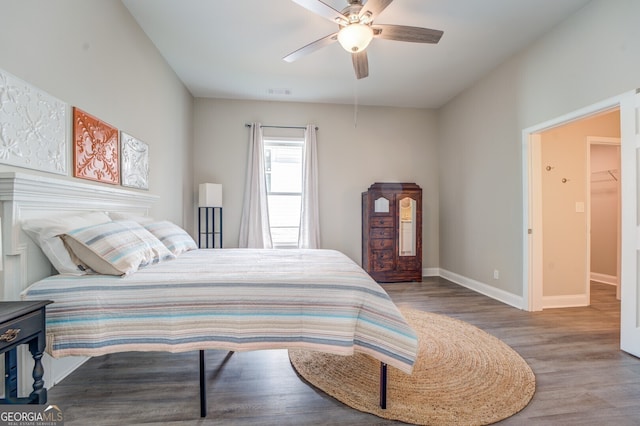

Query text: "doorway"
[522, 89, 640, 359]
[526, 108, 620, 310]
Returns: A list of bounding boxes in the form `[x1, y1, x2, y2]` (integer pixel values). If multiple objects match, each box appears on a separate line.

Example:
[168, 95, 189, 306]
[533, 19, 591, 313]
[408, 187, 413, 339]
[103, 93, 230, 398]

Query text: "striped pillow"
[144, 221, 198, 255]
[21, 211, 112, 275]
[60, 220, 175, 276]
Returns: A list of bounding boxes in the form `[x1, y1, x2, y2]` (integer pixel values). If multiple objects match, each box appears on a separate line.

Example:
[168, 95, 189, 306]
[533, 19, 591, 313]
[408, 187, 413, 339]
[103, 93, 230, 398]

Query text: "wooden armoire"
[362, 182, 422, 283]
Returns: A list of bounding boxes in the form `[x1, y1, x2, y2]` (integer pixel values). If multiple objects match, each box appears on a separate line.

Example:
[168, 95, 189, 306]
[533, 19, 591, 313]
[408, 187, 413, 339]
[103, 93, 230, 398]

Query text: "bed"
[21, 248, 418, 414]
[21, 248, 418, 371]
[1, 172, 418, 416]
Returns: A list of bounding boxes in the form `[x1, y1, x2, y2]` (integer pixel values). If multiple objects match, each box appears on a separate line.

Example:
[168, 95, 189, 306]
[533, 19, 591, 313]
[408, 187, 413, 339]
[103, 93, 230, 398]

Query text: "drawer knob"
[0, 328, 21, 342]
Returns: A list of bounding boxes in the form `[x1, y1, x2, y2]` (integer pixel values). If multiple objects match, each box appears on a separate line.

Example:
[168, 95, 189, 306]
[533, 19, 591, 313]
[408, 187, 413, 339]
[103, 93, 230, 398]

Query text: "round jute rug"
[289, 308, 535, 425]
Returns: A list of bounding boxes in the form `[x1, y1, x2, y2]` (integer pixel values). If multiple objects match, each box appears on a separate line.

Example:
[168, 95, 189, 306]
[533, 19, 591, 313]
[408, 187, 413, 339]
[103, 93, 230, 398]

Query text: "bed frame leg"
[200, 350, 206, 417]
[380, 362, 387, 409]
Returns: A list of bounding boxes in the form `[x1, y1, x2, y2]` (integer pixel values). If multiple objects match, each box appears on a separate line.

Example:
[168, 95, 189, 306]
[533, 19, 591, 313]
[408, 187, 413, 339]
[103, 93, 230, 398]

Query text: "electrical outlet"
[493, 269, 499, 280]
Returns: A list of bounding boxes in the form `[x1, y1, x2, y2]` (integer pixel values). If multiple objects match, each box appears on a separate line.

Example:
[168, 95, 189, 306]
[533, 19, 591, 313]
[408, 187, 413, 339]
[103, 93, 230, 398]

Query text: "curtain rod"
[245, 124, 318, 130]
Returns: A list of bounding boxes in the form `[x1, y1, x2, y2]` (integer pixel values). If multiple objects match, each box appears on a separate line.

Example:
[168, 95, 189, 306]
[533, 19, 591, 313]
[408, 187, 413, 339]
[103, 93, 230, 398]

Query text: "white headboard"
[0, 172, 159, 300]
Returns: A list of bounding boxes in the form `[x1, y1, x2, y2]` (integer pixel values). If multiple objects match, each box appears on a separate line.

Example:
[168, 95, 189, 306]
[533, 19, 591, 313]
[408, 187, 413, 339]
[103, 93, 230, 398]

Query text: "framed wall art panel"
[72, 107, 119, 184]
[0, 68, 68, 175]
[121, 131, 149, 190]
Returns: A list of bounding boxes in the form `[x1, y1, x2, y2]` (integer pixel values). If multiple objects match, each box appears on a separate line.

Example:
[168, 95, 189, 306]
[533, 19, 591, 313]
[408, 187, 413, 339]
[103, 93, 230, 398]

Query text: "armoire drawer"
[372, 250, 393, 271]
[370, 227, 394, 239]
[370, 217, 393, 227]
[369, 239, 393, 250]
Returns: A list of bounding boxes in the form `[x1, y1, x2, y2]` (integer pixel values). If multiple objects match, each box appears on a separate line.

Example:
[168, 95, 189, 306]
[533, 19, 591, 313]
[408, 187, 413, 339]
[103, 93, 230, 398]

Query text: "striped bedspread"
[21, 249, 418, 373]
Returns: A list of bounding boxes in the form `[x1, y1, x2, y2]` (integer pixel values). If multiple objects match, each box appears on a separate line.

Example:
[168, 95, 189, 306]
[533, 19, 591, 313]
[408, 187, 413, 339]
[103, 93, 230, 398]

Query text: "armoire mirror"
[398, 197, 416, 256]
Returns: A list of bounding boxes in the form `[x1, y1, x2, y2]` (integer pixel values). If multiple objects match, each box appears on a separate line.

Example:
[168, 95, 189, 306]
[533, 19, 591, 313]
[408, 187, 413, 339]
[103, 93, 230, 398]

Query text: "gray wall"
[193, 98, 439, 268]
[438, 0, 640, 296]
[0, 0, 194, 228]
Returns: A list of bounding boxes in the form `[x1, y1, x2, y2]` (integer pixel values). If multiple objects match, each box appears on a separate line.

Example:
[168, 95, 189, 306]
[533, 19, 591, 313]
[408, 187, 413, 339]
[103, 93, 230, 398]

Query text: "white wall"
[0, 0, 194, 228]
[193, 98, 439, 268]
[438, 0, 640, 298]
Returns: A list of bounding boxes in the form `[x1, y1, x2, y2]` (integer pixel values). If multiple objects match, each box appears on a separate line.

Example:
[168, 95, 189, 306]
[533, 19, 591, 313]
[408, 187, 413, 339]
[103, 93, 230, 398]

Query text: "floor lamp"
[198, 183, 222, 248]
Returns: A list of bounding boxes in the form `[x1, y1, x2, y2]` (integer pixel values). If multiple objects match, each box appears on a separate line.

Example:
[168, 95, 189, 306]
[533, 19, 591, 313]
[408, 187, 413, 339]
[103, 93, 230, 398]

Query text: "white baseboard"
[47, 355, 90, 387]
[542, 294, 589, 309]
[590, 272, 618, 286]
[438, 269, 524, 310]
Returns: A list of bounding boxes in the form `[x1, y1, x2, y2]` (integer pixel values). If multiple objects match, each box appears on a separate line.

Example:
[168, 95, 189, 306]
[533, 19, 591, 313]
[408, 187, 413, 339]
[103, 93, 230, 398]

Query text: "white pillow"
[144, 221, 198, 255]
[60, 220, 176, 276]
[21, 211, 112, 275]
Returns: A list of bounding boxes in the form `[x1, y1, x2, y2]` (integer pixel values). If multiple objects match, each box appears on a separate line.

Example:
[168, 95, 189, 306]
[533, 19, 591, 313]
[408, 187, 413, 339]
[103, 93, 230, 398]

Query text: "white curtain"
[298, 124, 320, 248]
[239, 123, 273, 248]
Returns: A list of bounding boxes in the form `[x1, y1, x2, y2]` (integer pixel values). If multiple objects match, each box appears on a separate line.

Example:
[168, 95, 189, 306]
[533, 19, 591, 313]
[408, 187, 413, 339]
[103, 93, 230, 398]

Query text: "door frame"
[522, 91, 631, 312]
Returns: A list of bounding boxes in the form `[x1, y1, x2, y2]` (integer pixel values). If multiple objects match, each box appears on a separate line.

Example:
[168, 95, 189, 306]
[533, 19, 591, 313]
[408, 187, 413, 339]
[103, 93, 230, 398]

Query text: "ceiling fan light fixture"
[337, 23, 373, 53]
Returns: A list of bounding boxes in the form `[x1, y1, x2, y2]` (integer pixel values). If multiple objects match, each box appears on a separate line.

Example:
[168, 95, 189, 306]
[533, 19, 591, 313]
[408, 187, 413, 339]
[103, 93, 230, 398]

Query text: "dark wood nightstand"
[0, 300, 52, 404]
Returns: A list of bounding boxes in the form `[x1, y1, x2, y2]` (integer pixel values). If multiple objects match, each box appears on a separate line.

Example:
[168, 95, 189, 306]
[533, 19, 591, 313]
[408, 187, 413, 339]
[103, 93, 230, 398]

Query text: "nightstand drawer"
[0, 310, 43, 351]
[0, 300, 51, 405]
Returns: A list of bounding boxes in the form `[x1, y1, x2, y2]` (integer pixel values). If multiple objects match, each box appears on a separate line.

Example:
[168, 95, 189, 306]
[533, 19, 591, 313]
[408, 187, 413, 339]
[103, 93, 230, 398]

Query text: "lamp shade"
[337, 24, 374, 53]
[199, 183, 222, 207]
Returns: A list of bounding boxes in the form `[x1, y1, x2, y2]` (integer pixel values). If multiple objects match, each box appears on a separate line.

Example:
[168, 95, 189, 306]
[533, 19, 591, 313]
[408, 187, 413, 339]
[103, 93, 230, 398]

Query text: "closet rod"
[244, 124, 318, 130]
[591, 169, 619, 181]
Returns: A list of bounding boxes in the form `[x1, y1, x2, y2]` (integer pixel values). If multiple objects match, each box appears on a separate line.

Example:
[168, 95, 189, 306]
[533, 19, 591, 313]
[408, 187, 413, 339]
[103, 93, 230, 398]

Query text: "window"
[264, 137, 304, 248]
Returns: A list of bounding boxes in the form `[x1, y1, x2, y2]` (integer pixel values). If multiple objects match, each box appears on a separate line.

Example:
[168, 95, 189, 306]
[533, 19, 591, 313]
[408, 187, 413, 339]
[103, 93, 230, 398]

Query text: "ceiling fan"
[283, 0, 443, 79]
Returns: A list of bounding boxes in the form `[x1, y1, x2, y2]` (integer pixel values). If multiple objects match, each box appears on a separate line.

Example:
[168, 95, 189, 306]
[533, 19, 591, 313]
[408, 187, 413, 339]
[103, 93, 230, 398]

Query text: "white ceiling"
[122, 0, 591, 109]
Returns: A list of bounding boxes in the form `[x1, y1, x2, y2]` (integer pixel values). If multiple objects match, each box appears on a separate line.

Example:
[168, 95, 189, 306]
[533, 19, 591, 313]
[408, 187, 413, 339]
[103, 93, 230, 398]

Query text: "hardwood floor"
[46, 278, 640, 425]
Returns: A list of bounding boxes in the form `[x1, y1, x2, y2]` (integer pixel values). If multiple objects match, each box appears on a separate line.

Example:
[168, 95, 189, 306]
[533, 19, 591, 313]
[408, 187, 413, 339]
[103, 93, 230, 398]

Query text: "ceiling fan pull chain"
[353, 79, 359, 128]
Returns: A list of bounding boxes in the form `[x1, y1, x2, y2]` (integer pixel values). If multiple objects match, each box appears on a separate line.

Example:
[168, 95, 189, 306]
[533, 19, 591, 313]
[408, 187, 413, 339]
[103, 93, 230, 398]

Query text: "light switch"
[575, 201, 585, 213]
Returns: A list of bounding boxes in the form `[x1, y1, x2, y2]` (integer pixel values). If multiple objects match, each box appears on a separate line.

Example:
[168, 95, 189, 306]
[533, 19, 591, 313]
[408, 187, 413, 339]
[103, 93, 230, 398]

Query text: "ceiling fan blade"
[359, 0, 394, 22]
[373, 24, 443, 44]
[291, 0, 348, 25]
[283, 32, 338, 62]
[352, 50, 369, 79]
